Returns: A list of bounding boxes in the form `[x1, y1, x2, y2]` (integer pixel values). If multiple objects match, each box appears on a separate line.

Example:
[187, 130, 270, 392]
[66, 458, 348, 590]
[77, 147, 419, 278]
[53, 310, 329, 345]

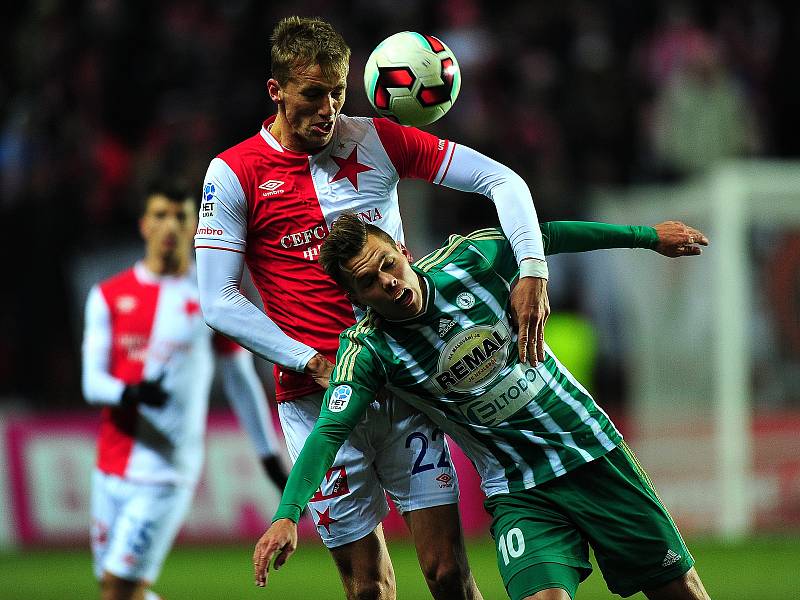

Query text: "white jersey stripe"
[540, 367, 617, 452]
[520, 399, 595, 463]
[441, 263, 505, 318]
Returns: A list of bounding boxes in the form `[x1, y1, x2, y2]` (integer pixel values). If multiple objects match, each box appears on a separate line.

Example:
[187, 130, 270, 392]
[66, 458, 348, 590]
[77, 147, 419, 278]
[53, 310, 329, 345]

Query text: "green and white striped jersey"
[333, 228, 621, 497]
[274, 221, 657, 522]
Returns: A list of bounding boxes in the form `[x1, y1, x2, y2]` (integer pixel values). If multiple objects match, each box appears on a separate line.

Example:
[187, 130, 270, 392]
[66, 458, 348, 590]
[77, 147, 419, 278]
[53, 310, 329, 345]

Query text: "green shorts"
[484, 442, 693, 599]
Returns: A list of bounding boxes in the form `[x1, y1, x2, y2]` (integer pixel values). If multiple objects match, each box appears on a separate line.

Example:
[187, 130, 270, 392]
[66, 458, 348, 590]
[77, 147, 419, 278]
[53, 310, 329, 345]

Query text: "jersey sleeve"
[194, 157, 248, 253]
[540, 222, 659, 255]
[435, 144, 546, 267]
[372, 117, 452, 181]
[216, 348, 281, 458]
[81, 286, 126, 405]
[271, 330, 385, 523]
[464, 229, 520, 285]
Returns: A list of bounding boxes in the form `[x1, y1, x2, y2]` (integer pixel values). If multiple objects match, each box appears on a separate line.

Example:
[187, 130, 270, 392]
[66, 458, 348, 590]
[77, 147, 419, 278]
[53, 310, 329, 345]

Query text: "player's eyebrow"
[349, 252, 388, 287]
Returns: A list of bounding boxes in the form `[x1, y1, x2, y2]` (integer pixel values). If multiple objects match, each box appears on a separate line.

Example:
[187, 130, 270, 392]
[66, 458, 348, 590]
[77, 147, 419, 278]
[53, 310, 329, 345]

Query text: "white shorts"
[90, 470, 195, 583]
[279, 392, 459, 548]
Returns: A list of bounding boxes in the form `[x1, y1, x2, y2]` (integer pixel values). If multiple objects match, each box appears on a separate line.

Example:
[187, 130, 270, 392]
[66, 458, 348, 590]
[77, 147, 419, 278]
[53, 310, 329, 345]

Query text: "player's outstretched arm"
[253, 518, 297, 587]
[538, 220, 708, 257]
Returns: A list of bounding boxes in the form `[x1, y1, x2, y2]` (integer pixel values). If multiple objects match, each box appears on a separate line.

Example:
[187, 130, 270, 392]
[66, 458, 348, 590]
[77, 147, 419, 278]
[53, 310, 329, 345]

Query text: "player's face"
[345, 234, 424, 320]
[140, 195, 197, 263]
[269, 63, 347, 152]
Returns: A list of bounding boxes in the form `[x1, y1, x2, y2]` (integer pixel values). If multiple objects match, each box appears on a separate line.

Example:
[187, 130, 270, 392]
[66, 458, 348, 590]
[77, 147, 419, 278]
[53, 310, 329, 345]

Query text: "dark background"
[3, 0, 798, 410]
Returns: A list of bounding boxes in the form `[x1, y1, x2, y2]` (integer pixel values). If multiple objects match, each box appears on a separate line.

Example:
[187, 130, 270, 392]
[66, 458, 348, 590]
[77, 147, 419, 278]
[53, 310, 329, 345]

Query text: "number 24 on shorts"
[498, 527, 526, 565]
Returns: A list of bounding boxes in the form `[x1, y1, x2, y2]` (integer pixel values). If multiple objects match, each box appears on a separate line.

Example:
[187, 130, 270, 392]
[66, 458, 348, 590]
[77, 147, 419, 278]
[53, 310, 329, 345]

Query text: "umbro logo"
[662, 549, 682, 567]
[435, 472, 453, 488]
[438, 318, 455, 338]
[116, 295, 137, 314]
[259, 180, 286, 196]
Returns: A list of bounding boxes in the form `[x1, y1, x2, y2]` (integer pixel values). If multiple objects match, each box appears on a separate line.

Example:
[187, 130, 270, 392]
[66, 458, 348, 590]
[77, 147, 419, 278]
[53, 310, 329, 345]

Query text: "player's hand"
[510, 276, 550, 365]
[121, 376, 168, 408]
[253, 518, 298, 587]
[304, 353, 334, 389]
[652, 221, 709, 257]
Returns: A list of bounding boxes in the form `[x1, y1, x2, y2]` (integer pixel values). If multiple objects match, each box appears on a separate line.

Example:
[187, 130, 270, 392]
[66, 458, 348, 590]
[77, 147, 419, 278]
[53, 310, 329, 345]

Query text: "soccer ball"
[364, 31, 461, 127]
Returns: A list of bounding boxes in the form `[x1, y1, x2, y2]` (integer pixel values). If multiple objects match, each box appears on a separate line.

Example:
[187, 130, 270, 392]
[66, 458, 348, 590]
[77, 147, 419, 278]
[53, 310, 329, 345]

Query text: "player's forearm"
[540, 221, 659, 255]
[82, 288, 126, 406]
[196, 248, 318, 371]
[272, 418, 353, 523]
[218, 351, 279, 458]
[441, 145, 546, 265]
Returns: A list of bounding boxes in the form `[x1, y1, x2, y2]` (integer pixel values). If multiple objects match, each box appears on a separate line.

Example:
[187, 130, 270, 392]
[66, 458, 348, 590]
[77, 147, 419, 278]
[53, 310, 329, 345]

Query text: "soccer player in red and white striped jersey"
[82, 179, 287, 600]
[196, 17, 549, 600]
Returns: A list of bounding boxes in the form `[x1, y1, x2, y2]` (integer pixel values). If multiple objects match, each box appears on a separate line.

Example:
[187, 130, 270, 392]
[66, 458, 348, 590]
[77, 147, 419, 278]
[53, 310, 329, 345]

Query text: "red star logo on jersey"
[314, 506, 338, 534]
[330, 146, 373, 190]
[184, 299, 200, 316]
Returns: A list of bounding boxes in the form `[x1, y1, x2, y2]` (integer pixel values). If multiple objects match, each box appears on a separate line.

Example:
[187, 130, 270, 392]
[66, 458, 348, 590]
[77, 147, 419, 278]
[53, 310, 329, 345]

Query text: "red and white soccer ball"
[364, 31, 461, 127]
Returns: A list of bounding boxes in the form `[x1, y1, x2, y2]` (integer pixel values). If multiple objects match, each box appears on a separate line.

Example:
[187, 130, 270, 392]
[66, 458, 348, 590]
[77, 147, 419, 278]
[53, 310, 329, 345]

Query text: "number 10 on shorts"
[498, 527, 526, 565]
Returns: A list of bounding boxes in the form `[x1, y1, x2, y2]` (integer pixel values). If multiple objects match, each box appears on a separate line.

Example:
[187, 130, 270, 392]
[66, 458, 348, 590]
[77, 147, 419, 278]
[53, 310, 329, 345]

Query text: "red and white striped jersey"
[196, 115, 457, 402]
[82, 263, 241, 485]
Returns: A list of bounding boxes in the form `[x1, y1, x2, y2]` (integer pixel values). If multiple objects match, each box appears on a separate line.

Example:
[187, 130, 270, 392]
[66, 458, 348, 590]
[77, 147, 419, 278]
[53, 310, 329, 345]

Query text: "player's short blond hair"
[270, 16, 351, 85]
[319, 213, 396, 290]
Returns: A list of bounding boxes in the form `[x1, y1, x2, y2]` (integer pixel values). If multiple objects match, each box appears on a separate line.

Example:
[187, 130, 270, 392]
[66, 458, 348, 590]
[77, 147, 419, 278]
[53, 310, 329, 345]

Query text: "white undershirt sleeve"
[217, 349, 280, 457]
[437, 144, 546, 266]
[196, 247, 318, 372]
[195, 157, 318, 372]
[81, 286, 126, 406]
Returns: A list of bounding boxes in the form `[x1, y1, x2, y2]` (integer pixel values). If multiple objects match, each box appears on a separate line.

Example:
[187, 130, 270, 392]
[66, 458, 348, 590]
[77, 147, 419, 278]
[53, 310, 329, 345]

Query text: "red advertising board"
[2, 410, 799, 548]
[0, 411, 491, 547]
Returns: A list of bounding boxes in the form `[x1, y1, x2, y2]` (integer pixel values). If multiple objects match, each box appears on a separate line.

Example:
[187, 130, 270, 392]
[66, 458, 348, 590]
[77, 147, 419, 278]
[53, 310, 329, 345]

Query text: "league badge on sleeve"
[329, 385, 352, 412]
[201, 182, 216, 218]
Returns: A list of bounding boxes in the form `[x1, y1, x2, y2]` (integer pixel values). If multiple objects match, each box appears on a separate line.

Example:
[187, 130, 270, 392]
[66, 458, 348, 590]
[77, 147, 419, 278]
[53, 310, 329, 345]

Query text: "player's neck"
[269, 117, 298, 152]
[144, 254, 189, 277]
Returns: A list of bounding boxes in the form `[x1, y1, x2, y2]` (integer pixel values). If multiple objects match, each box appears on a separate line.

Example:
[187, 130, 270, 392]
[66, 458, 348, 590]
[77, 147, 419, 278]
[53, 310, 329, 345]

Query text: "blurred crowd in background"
[2, 0, 798, 410]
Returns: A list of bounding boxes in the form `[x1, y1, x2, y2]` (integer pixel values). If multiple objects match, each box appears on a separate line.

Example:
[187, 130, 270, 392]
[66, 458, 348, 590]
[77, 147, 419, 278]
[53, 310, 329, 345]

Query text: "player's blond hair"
[270, 16, 351, 85]
[319, 213, 396, 290]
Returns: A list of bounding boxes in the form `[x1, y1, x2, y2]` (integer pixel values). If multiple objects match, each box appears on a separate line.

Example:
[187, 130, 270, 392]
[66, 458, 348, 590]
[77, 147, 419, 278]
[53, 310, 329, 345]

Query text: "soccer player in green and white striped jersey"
[254, 216, 711, 600]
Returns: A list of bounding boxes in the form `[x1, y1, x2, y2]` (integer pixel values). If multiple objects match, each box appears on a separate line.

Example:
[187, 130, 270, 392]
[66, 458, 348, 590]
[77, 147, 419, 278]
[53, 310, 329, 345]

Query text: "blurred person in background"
[648, 30, 760, 179]
[196, 15, 552, 600]
[255, 215, 711, 600]
[82, 178, 288, 600]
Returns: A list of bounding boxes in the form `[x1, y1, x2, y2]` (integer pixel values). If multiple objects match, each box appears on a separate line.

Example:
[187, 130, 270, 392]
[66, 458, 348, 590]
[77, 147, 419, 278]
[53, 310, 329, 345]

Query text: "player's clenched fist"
[253, 518, 298, 587]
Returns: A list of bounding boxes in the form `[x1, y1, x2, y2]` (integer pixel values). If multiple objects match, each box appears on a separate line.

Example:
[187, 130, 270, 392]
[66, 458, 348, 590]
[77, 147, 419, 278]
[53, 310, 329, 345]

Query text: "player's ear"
[267, 79, 283, 103]
[396, 242, 413, 263]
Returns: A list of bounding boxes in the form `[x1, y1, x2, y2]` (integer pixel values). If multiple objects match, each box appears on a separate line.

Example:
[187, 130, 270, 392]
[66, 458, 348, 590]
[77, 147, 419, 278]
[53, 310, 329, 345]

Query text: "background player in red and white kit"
[196, 17, 549, 600]
[82, 179, 288, 600]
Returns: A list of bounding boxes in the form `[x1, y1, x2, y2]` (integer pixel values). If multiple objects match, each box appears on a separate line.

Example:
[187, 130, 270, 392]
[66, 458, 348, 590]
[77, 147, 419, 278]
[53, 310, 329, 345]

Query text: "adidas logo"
[662, 549, 682, 567]
[438, 318, 455, 338]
